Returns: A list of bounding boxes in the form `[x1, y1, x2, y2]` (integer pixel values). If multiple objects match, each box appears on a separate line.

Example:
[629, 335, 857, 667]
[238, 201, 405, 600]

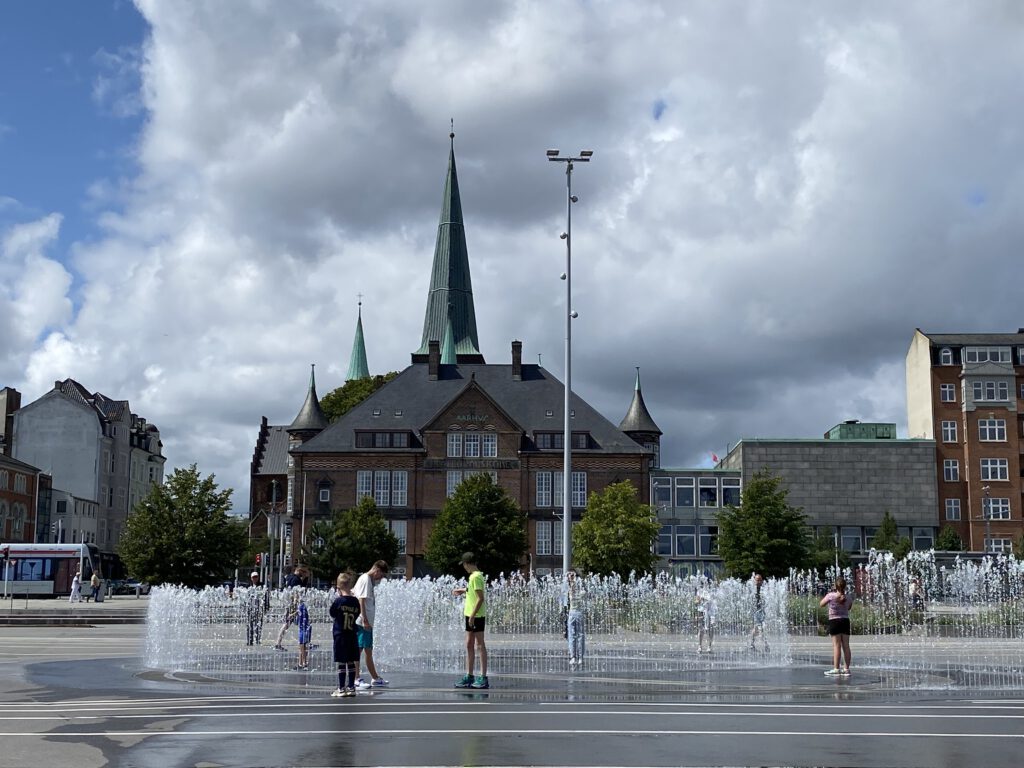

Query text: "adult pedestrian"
[88, 571, 101, 603]
[820, 576, 854, 676]
[749, 573, 770, 652]
[453, 552, 488, 689]
[69, 571, 82, 603]
[244, 572, 268, 646]
[561, 570, 586, 667]
[353, 560, 389, 689]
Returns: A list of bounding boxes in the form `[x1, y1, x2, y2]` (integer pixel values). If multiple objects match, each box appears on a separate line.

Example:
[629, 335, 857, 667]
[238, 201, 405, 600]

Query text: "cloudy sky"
[2, 1, 1022, 508]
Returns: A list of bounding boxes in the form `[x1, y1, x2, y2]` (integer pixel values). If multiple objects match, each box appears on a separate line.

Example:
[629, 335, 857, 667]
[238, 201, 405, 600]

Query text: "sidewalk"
[0, 594, 149, 625]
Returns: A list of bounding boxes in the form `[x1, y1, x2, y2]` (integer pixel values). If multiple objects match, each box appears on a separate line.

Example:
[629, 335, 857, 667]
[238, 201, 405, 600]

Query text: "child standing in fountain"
[295, 590, 312, 671]
[561, 570, 586, 667]
[820, 576, 854, 676]
[696, 581, 717, 654]
[330, 572, 360, 697]
[749, 573, 770, 653]
[453, 552, 488, 689]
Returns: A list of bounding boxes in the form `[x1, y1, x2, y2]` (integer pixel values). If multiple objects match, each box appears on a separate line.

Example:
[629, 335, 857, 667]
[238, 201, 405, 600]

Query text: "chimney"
[511, 340, 522, 381]
[428, 340, 440, 380]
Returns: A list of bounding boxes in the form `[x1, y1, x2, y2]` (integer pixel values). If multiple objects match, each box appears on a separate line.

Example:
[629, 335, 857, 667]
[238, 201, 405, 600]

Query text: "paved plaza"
[0, 599, 1022, 768]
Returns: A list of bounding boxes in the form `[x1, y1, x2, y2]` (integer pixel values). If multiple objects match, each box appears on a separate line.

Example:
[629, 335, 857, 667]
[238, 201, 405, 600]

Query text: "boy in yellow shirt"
[452, 552, 488, 689]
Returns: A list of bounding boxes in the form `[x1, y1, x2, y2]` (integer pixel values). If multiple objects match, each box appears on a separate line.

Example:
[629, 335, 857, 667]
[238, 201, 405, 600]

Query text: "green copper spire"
[346, 300, 370, 382]
[440, 311, 457, 364]
[412, 131, 484, 364]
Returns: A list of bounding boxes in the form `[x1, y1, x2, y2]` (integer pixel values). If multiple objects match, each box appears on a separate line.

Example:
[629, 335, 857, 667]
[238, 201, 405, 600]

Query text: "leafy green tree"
[809, 530, 852, 572]
[301, 497, 399, 580]
[118, 465, 246, 588]
[320, 373, 399, 423]
[935, 525, 964, 551]
[241, 534, 269, 573]
[573, 481, 659, 577]
[426, 474, 527, 578]
[869, 510, 912, 559]
[716, 469, 810, 578]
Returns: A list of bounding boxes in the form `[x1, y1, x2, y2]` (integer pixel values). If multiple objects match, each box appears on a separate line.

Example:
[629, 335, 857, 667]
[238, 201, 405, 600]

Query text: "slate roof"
[256, 425, 290, 475]
[618, 370, 662, 435]
[289, 366, 328, 431]
[294, 362, 648, 455]
[922, 330, 1024, 346]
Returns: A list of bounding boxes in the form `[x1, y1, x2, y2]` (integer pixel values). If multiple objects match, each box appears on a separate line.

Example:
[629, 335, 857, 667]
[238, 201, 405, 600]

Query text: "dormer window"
[939, 347, 953, 366]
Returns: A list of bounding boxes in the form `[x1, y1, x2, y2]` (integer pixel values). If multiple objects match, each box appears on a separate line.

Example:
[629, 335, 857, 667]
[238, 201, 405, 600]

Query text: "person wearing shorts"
[353, 560, 389, 689]
[820, 576, 854, 676]
[749, 573, 769, 652]
[329, 572, 361, 697]
[453, 552, 488, 689]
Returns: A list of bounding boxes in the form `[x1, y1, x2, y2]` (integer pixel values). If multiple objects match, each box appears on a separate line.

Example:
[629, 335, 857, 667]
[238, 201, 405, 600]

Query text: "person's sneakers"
[824, 668, 842, 676]
[471, 675, 490, 689]
[343, 687, 357, 697]
[354, 678, 371, 690]
[273, 645, 286, 651]
[839, 668, 851, 676]
[454, 674, 474, 688]
[331, 688, 345, 697]
[370, 677, 389, 687]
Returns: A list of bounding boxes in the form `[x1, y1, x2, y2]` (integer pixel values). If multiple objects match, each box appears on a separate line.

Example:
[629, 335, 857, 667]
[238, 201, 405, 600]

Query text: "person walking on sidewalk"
[353, 560, 389, 690]
[88, 572, 101, 603]
[69, 571, 82, 603]
[453, 552, 488, 689]
[820, 576, 854, 676]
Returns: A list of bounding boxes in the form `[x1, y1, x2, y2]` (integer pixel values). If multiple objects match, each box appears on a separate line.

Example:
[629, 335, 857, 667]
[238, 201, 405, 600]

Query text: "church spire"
[440, 310, 457, 364]
[346, 298, 370, 382]
[412, 129, 484, 364]
[289, 364, 328, 433]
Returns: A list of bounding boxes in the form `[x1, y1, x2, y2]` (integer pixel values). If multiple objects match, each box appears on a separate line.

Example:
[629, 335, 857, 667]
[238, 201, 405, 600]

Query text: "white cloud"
[4, 0, 1024, 504]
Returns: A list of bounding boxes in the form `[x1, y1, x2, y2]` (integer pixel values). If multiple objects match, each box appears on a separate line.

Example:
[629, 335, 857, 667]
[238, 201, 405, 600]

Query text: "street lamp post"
[982, 485, 991, 554]
[546, 147, 593, 576]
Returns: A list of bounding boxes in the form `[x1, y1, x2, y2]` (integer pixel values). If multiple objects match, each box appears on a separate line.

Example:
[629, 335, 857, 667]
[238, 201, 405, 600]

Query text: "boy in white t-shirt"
[352, 560, 389, 689]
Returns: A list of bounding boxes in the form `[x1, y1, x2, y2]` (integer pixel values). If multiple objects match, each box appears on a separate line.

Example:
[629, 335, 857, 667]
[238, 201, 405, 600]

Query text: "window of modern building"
[675, 478, 695, 507]
[912, 527, 934, 551]
[943, 459, 959, 482]
[944, 498, 961, 520]
[698, 477, 718, 507]
[978, 419, 1007, 442]
[391, 471, 408, 507]
[652, 477, 672, 506]
[657, 525, 672, 556]
[972, 381, 1009, 401]
[840, 527, 862, 552]
[965, 347, 1012, 364]
[482, 433, 497, 457]
[939, 347, 953, 365]
[356, 471, 373, 501]
[939, 383, 956, 402]
[675, 525, 696, 556]
[388, 520, 407, 555]
[446, 471, 462, 498]
[941, 420, 957, 442]
[721, 478, 741, 507]
[980, 458, 1008, 481]
[536, 472, 553, 507]
[983, 497, 1011, 520]
[536, 520, 552, 555]
[698, 525, 718, 556]
[447, 433, 463, 457]
[464, 433, 481, 458]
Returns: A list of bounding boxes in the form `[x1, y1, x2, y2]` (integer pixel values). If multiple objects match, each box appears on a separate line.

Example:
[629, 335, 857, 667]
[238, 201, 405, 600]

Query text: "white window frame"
[482, 432, 497, 457]
[446, 471, 463, 498]
[553, 471, 563, 508]
[536, 471, 552, 507]
[356, 471, 373, 501]
[941, 420, 957, 443]
[978, 419, 1006, 441]
[939, 347, 953, 365]
[447, 433, 463, 457]
[698, 477, 718, 508]
[965, 346, 1011, 364]
[980, 458, 1008, 481]
[319, 487, 331, 503]
[944, 498, 961, 521]
[983, 497, 1010, 520]
[389, 519, 407, 555]
[973, 381, 1010, 402]
[939, 383, 956, 402]
[391, 471, 408, 507]
[536, 520, 552, 555]
[374, 471, 390, 507]
[985, 537, 1013, 554]
[571, 471, 587, 508]
[675, 477, 695, 507]
[464, 432, 481, 458]
[943, 459, 959, 482]
[721, 477, 741, 506]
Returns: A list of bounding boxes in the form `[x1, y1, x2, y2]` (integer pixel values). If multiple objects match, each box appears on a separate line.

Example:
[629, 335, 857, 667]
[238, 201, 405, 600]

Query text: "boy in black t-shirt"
[329, 572, 361, 697]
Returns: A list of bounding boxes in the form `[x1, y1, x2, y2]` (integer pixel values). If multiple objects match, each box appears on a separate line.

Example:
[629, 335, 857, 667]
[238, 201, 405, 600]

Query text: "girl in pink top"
[819, 577, 854, 676]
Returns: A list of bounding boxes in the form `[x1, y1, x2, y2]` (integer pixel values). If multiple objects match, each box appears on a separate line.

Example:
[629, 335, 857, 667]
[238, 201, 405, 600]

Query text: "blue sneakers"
[454, 674, 474, 688]
[471, 675, 489, 689]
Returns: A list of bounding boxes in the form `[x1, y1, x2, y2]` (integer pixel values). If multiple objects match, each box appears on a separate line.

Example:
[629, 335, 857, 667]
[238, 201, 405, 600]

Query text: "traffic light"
[255, 554, 262, 565]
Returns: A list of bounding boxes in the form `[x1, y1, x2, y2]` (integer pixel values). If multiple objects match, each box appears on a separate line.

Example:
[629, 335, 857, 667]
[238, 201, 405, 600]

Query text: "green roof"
[346, 304, 370, 382]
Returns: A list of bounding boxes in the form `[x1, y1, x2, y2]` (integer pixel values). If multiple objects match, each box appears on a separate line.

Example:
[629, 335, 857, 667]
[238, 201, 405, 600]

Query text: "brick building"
[906, 328, 1024, 552]
[250, 137, 654, 577]
[0, 453, 43, 543]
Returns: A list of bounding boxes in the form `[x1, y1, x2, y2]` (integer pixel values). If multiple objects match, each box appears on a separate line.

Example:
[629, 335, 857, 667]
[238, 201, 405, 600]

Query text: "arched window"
[0, 501, 8, 537]
[939, 347, 953, 366]
[0, 470, 8, 490]
[12, 504, 25, 538]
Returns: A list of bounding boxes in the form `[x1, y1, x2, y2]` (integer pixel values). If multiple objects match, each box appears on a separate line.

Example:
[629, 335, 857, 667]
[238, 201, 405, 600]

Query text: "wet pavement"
[1, 624, 1022, 767]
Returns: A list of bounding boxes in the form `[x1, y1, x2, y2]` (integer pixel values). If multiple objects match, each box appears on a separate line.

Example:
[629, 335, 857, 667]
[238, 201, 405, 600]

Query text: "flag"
[711, 452, 720, 464]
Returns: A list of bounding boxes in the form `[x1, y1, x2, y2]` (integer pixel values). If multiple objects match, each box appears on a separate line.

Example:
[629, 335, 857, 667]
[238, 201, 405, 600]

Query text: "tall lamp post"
[546, 147, 593, 576]
[982, 485, 991, 554]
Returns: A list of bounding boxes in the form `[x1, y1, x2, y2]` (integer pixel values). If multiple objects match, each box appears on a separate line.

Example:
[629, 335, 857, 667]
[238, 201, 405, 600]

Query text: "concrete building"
[906, 328, 1024, 552]
[10, 379, 165, 570]
[720, 423, 939, 553]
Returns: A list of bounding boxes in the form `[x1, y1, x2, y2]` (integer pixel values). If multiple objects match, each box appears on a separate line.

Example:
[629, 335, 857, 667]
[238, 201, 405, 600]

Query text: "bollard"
[136, 584, 141, 598]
